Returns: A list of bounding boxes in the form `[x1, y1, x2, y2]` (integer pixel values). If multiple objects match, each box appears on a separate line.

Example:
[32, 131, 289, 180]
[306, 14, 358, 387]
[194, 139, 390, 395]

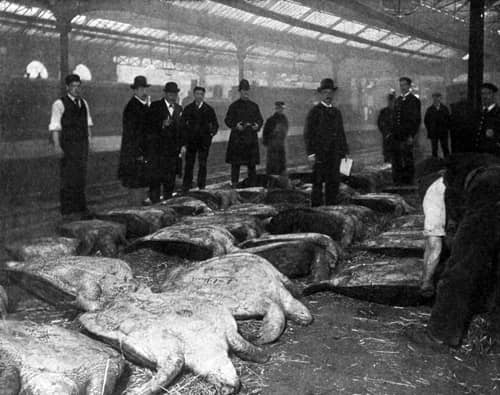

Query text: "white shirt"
[320, 101, 333, 108]
[48, 94, 93, 132]
[197, 101, 204, 109]
[134, 95, 149, 106]
[484, 103, 496, 112]
[164, 99, 175, 116]
[401, 91, 411, 100]
[422, 176, 446, 237]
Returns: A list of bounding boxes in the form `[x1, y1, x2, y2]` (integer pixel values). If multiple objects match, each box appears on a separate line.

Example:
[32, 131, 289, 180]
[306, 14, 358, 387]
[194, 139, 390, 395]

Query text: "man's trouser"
[183, 143, 210, 190]
[431, 135, 450, 158]
[311, 155, 341, 207]
[60, 139, 88, 215]
[149, 155, 177, 203]
[391, 140, 415, 185]
[231, 164, 256, 186]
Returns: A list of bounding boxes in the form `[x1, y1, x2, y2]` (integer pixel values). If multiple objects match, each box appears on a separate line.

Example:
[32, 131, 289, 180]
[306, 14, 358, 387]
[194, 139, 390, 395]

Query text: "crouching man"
[412, 153, 500, 348]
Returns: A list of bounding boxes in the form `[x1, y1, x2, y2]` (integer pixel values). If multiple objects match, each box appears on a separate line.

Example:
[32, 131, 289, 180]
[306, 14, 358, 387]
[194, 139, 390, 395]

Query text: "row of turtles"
[0, 166, 427, 394]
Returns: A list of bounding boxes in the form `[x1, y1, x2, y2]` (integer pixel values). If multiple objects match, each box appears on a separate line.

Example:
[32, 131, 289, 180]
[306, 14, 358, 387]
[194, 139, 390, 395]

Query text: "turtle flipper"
[255, 300, 286, 345]
[279, 287, 313, 326]
[226, 328, 269, 363]
[310, 248, 330, 282]
[0, 363, 20, 395]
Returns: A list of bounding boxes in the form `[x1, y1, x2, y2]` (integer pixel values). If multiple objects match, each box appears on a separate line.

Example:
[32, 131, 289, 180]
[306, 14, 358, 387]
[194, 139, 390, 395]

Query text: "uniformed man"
[391, 77, 421, 185]
[49, 73, 93, 220]
[450, 89, 473, 153]
[224, 79, 264, 187]
[304, 78, 349, 207]
[473, 83, 500, 156]
[263, 101, 289, 177]
[424, 92, 450, 158]
[377, 93, 395, 163]
[181, 86, 219, 192]
[147, 81, 185, 203]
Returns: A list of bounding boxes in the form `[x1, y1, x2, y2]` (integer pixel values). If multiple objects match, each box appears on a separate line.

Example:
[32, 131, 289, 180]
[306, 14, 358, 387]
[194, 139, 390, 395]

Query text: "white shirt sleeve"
[48, 99, 64, 132]
[82, 98, 93, 127]
[423, 176, 446, 237]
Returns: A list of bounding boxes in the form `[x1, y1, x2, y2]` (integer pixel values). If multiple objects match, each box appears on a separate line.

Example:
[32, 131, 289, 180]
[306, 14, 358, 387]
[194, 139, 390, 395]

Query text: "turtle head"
[96, 234, 118, 257]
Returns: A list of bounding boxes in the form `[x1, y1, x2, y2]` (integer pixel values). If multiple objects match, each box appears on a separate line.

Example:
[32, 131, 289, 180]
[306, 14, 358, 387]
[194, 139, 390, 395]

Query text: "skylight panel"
[274, 49, 296, 58]
[346, 41, 370, 48]
[318, 34, 346, 44]
[420, 43, 443, 54]
[369, 46, 391, 53]
[209, 3, 255, 22]
[303, 10, 340, 27]
[172, 1, 210, 12]
[72, 15, 87, 25]
[332, 20, 366, 34]
[269, 0, 311, 18]
[380, 33, 410, 47]
[399, 38, 427, 51]
[288, 26, 320, 39]
[438, 48, 457, 58]
[37, 9, 54, 20]
[251, 46, 276, 56]
[252, 16, 290, 31]
[357, 27, 390, 41]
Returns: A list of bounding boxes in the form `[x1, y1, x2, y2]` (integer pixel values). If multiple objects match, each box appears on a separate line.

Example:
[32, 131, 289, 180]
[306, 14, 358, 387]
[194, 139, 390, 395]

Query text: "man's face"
[399, 80, 410, 94]
[164, 92, 177, 103]
[320, 88, 335, 104]
[433, 96, 441, 106]
[135, 86, 148, 100]
[481, 88, 495, 107]
[194, 90, 205, 103]
[240, 89, 250, 100]
[275, 106, 284, 114]
[67, 81, 81, 98]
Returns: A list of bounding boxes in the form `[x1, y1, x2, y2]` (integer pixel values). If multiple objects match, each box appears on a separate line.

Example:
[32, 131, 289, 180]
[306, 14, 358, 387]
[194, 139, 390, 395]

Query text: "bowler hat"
[131, 75, 150, 89]
[399, 76, 412, 85]
[193, 86, 206, 93]
[238, 79, 250, 91]
[164, 81, 180, 93]
[275, 101, 285, 106]
[432, 92, 442, 97]
[65, 74, 81, 86]
[482, 82, 498, 93]
[317, 78, 338, 92]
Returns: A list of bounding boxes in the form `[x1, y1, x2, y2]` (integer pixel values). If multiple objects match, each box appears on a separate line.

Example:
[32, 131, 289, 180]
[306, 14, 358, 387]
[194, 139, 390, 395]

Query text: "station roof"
[0, 0, 499, 65]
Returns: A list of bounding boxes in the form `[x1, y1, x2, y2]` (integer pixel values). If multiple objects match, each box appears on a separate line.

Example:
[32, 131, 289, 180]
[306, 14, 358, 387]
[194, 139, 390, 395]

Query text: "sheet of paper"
[340, 158, 353, 176]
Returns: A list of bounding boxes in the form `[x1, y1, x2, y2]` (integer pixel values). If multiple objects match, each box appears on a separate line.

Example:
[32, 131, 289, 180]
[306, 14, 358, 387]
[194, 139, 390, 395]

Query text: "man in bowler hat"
[181, 86, 219, 191]
[146, 81, 185, 203]
[391, 77, 421, 185]
[49, 73, 93, 220]
[224, 79, 263, 187]
[118, 76, 151, 205]
[473, 82, 500, 157]
[304, 78, 349, 206]
[424, 92, 450, 158]
[263, 101, 289, 176]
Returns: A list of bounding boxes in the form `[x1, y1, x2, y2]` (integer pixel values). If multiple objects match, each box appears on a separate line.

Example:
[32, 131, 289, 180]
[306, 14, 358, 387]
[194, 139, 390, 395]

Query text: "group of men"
[378, 78, 500, 185]
[49, 74, 295, 219]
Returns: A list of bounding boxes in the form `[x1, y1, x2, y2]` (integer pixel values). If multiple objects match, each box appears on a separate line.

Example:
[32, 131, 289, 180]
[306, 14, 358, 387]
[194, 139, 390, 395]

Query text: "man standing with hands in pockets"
[304, 78, 349, 207]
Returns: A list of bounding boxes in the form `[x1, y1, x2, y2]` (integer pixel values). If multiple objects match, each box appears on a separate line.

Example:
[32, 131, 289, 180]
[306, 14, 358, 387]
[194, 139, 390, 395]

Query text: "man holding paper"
[304, 78, 349, 207]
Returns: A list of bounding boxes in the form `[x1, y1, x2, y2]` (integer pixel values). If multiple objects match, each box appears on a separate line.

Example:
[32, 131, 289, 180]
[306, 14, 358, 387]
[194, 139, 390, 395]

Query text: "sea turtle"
[268, 208, 356, 247]
[160, 196, 213, 216]
[240, 233, 342, 281]
[178, 213, 264, 242]
[79, 287, 269, 394]
[235, 187, 267, 204]
[96, 206, 178, 238]
[126, 224, 237, 260]
[3, 256, 137, 312]
[337, 182, 361, 203]
[347, 193, 416, 216]
[3, 237, 80, 261]
[320, 204, 377, 225]
[314, 206, 364, 241]
[223, 203, 278, 220]
[185, 189, 241, 210]
[388, 214, 425, 230]
[0, 320, 124, 394]
[58, 219, 127, 257]
[161, 253, 312, 344]
[264, 188, 310, 207]
[304, 257, 429, 306]
[356, 229, 425, 257]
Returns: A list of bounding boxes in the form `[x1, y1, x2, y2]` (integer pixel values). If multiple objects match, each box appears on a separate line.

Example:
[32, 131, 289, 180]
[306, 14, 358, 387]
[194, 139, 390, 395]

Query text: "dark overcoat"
[146, 99, 184, 183]
[118, 96, 149, 188]
[182, 101, 219, 150]
[392, 93, 421, 141]
[473, 105, 500, 156]
[303, 103, 349, 161]
[450, 99, 474, 153]
[263, 112, 289, 175]
[224, 98, 263, 166]
[424, 104, 451, 139]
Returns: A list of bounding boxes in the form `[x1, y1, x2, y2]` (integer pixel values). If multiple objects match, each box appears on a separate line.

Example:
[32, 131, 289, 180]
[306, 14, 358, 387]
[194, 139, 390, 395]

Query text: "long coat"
[450, 99, 474, 153]
[182, 101, 219, 150]
[392, 93, 421, 141]
[118, 96, 149, 188]
[424, 104, 451, 139]
[263, 112, 289, 175]
[146, 99, 184, 183]
[224, 98, 263, 166]
[473, 105, 500, 156]
[303, 103, 349, 162]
